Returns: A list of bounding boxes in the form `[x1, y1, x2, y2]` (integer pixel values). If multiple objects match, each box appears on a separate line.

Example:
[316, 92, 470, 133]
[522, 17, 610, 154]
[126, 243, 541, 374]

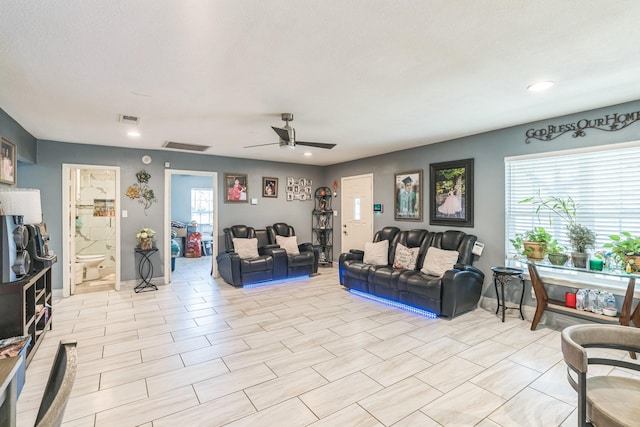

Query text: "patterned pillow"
[393, 243, 420, 270]
[363, 240, 389, 265]
[276, 235, 300, 255]
[421, 247, 459, 277]
[232, 238, 259, 259]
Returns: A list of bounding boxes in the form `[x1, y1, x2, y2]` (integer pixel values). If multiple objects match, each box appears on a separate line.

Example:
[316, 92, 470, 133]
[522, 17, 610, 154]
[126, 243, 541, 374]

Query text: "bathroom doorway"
[164, 169, 218, 284]
[62, 164, 121, 296]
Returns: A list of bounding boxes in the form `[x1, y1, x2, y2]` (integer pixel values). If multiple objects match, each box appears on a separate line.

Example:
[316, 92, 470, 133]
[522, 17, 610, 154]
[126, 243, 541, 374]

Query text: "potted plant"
[510, 226, 552, 261]
[568, 223, 596, 268]
[604, 232, 640, 272]
[547, 239, 568, 266]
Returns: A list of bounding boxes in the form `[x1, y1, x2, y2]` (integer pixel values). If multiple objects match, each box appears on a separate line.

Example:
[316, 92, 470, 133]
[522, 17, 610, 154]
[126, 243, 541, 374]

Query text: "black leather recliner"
[216, 225, 287, 287]
[267, 223, 319, 276]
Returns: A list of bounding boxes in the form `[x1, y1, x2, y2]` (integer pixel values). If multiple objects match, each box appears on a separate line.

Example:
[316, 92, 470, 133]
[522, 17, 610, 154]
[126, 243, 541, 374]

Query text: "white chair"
[561, 324, 640, 426]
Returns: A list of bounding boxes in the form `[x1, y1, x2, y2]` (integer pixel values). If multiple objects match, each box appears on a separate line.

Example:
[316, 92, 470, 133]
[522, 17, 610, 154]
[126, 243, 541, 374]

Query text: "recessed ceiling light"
[127, 130, 141, 138]
[527, 81, 554, 92]
[303, 152, 313, 157]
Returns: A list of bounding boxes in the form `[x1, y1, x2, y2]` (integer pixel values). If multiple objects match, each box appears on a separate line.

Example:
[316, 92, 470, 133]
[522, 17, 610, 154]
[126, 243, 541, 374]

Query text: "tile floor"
[15, 257, 637, 426]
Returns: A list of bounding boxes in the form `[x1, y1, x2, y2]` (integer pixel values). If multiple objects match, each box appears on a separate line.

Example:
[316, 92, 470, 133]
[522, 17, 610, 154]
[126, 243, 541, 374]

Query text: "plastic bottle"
[587, 289, 598, 312]
[596, 292, 606, 314]
[575, 289, 586, 311]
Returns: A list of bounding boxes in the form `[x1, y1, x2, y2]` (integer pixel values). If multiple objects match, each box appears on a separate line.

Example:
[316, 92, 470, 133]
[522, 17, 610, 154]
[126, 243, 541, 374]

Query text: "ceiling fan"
[245, 113, 336, 150]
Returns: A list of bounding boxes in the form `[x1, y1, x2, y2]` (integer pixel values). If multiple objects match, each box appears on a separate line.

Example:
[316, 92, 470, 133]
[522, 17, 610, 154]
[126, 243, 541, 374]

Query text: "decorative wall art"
[394, 170, 422, 221]
[286, 177, 313, 201]
[125, 170, 157, 215]
[0, 137, 16, 186]
[262, 177, 278, 198]
[430, 158, 474, 227]
[225, 173, 248, 203]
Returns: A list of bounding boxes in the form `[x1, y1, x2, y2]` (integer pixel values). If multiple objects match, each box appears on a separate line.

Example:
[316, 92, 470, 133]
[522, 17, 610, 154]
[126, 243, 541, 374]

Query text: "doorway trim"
[62, 164, 121, 297]
[340, 173, 374, 253]
[164, 169, 218, 284]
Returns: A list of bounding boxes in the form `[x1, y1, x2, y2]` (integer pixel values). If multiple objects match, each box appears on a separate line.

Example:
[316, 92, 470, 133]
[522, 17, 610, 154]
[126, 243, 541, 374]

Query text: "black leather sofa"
[267, 223, 319, 276]
[216, 225, 288, 287]
[339, 227, 485, 318]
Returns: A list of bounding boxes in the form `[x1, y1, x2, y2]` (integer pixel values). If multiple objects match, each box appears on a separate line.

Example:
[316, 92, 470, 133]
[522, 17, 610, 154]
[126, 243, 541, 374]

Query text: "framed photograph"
[0, 137, 16, 185]
[394, 170, 422, 221]
[430, 158, 474, 227]
[262, 177, 278, 198]
[225, 173, 248, 203]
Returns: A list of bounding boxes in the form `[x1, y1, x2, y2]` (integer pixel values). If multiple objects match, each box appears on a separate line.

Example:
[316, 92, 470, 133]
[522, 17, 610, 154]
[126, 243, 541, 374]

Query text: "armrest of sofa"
[349, 249, 364, 256]
[216, 252, 242, 287]
[262, 246, 288, 279]
[439, 265, 485, 318]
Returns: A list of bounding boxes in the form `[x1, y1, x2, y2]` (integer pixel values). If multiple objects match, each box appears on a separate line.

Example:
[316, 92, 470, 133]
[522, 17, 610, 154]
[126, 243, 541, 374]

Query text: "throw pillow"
[393, 243, 420, 270]
[363, 240, 389, 265]
[232, 238, 260, 259]
[276, 235, 300, 255]
[421, 247, 459, 277]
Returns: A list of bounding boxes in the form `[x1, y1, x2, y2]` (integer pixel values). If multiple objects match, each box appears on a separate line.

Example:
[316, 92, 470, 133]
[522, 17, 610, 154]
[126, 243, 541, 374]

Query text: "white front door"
[341, 173, 374, 253]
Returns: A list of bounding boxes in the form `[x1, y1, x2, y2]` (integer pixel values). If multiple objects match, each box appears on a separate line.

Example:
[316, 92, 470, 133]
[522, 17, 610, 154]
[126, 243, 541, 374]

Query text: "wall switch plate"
[472, 241, 484, 256]
[251, 198, 257, 205]
[122, 210, 128, 218]
[333, 210, 338, 216]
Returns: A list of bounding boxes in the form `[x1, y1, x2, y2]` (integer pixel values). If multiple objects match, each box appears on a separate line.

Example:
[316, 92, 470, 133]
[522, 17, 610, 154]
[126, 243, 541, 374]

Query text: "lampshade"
[0, 188, 43, 224]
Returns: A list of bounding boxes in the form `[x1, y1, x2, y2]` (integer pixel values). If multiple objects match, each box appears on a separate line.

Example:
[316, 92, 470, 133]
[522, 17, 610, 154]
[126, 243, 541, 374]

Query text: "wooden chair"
[34, 340, 78, 427]
[561, 324, 640, 426]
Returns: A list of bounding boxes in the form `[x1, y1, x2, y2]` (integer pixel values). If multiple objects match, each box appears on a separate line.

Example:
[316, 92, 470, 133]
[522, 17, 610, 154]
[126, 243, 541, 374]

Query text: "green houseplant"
[510, 226, 552, 260]
[546, 239, 568, 266]
[604, 232, 640, 272]
[568, 223, 596, 268]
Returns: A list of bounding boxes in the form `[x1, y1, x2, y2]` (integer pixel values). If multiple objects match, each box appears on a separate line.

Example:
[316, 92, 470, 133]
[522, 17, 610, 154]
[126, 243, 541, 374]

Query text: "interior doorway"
[62, 164, 121, 297]
[164, 169, 218, 284]
[341, 173, 374, 253]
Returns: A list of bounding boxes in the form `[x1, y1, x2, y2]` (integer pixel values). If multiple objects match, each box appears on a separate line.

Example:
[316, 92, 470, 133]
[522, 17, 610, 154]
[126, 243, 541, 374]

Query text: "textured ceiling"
[2, 1, 640, 166]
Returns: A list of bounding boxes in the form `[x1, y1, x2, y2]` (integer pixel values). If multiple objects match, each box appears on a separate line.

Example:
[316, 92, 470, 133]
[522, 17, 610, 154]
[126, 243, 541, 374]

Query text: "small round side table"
[491, 266, 525, 322]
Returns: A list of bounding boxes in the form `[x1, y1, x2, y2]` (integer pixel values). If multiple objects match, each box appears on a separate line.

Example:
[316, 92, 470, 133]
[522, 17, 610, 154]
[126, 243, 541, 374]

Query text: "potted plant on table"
[547, 239, 568, 266]
[604, 232, 640, 272]
[568, 223, 596, 268]
[136, 227, 156, 250]
[510, 226, 552, 261]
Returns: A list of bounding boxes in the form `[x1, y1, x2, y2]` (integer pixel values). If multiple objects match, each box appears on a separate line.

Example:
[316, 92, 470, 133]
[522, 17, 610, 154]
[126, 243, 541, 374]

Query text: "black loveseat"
[339, 227, 485, 318]
[267, 223, 319, 276]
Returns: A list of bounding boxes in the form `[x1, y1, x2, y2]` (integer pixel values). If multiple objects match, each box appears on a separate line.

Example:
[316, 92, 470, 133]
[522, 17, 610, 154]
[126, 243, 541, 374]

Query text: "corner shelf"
[313, 187, 333, 266]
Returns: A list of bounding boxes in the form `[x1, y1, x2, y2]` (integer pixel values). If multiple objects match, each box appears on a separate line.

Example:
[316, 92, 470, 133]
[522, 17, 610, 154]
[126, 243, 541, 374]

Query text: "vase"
[523, 241, 545, 261]
[548, 253, 568, 266]
[571, 252, 588, 269]
[140, 238, 153, 250]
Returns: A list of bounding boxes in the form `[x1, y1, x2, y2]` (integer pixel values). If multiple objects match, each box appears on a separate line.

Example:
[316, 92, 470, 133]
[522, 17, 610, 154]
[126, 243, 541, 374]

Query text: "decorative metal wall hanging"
[126, 170, 157, 215]
[525, 109, 640, 143]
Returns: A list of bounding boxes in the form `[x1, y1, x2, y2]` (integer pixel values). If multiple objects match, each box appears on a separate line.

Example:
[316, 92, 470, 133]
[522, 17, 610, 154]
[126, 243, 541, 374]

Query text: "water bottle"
[575, 289, 586, 311]
[587, 289, 598, 312]
[606, 292, 616, 310]
[596, 292, 606, 314]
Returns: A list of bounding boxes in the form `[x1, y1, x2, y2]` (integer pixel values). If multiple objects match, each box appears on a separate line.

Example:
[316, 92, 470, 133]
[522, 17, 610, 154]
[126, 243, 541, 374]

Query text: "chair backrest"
[372, 226, 401, 265]
[423, 230, 477, 265]
[267, 223, 295, 243]
[223, 225, 256, 250]
[35, 340, 78, 427]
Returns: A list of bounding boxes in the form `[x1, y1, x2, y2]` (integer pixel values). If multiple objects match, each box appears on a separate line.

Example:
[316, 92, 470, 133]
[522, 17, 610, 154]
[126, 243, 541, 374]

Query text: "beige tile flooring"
[15, 257, 636, 426]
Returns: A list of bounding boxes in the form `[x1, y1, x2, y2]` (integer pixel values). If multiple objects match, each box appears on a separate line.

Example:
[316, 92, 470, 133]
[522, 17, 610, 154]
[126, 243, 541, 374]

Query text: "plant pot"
[623, 255, 640, 272]
[548, 253, 568, 266]
[571, 252, 588, 269]
[524, 241, 546, 261]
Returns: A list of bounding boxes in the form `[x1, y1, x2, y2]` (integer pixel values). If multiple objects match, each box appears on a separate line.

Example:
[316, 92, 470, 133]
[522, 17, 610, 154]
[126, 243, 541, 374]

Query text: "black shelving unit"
[313, 187, 333, 266]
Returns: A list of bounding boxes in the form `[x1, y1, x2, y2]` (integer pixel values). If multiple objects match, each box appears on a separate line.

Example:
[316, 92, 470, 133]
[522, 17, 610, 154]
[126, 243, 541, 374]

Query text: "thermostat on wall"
[373, 203, 383, 213]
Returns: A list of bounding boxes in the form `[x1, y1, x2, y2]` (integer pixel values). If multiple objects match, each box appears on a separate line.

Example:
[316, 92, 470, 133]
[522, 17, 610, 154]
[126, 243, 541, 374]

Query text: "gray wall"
[326, 99, 640, 304]
[16, 140, 324, 288]
[0, 108, 37, 164]
[171, 174, 213, 224]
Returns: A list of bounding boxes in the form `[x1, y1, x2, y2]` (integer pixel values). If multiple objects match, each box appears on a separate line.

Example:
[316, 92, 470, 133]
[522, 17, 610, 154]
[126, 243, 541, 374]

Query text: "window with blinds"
[505, 142, 640, 263]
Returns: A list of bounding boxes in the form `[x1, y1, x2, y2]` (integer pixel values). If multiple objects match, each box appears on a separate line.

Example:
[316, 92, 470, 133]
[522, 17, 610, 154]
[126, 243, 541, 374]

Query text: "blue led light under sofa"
[339, 227, 484, 318]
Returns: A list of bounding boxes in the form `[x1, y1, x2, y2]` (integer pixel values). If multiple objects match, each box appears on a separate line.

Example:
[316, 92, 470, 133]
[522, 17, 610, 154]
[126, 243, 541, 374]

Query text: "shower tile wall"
[76, 170, 116, 271]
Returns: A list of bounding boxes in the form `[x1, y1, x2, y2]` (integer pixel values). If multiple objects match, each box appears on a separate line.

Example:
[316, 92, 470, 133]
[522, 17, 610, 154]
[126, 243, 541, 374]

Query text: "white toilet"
[76, 254, 106, 281]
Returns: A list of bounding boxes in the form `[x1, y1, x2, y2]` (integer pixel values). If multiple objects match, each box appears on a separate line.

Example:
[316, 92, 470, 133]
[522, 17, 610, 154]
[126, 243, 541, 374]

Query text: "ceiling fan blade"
[243, 142, 279, 148]
[295, 141, 337, 149]
[271, 126, 290, 141]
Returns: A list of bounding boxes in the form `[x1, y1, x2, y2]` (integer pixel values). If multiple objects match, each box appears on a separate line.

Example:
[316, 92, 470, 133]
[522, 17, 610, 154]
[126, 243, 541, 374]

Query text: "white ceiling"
[2, 1, 640, 166]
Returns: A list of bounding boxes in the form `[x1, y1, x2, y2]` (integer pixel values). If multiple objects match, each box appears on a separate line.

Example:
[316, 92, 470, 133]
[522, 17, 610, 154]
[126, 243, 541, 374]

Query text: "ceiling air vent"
[163, 141, 211, 152]
[119, 114, 140, 125]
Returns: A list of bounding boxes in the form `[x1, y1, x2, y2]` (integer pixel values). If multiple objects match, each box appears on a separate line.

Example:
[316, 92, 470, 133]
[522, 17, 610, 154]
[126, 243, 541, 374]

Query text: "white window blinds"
[505, 142, 640, 258]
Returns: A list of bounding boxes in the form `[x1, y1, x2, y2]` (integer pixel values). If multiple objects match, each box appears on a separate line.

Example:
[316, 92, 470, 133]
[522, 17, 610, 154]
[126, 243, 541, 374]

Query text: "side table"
[492, 266, 525, 322]
[134, 248, 158, 293]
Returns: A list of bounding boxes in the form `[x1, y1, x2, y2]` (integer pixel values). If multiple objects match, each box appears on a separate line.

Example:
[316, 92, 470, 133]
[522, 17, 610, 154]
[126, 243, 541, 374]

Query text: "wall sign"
[525, 110, 640, 143]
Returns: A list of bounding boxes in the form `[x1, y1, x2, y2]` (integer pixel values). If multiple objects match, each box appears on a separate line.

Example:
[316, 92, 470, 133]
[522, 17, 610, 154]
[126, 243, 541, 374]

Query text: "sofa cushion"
[233, 237, 260, 259]
[276, 235, 300, 255]
[393, 243, 420, 270]
[363, 240, 389, 265]
[421, 247, 459, 277]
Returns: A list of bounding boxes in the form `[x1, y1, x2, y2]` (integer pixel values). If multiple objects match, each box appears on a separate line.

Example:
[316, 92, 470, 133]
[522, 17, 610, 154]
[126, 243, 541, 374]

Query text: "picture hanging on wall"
[262, 177, 278, 198]
[225, 173, 248, 203]
[285, 177, 312, 201]
[0, 137, 16, 185]
[394, 170, 422, 221]
[429, 158, 474, 227]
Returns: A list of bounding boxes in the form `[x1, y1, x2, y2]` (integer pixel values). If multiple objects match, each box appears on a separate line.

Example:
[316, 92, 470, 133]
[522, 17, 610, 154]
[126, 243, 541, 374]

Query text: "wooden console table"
[525, 261, 640, 339]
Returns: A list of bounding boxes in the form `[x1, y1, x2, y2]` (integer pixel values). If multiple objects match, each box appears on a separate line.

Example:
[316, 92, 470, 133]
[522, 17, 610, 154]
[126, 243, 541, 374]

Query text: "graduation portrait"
[394, 170, 422, 221]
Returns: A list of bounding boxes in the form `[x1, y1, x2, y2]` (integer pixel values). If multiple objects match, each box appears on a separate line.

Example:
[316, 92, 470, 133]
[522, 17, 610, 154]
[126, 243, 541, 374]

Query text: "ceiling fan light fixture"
[527, 80, 554, 92]
[303, 151, 312, 157]
[280, 142, 296, 150]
